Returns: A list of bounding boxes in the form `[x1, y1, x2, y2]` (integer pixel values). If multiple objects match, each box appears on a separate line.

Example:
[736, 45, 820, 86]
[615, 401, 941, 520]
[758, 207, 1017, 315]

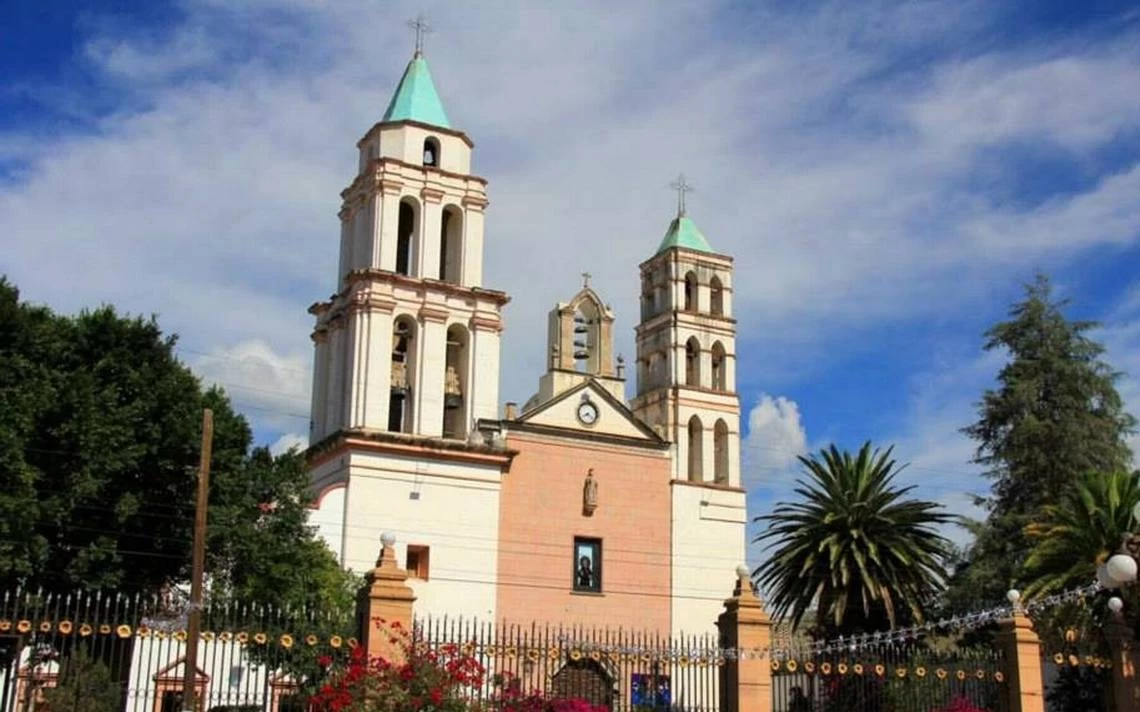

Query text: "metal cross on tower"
[408, 14, 433, 57]
[582, 272, 592, 288]
[669, 174, 694, 217]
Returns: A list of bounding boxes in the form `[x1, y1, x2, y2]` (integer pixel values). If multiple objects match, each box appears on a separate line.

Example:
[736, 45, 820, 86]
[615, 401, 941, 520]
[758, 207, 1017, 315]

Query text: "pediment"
[517, 380, 662, 443]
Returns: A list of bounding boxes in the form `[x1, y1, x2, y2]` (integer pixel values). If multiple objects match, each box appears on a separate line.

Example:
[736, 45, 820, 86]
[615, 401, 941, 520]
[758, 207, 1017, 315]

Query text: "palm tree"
[1020, 470, 1140, 600]
[754, 442, 956, 635]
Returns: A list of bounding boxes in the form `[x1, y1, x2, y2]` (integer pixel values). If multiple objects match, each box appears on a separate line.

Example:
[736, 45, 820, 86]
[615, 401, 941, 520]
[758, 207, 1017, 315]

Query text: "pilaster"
[717, 570, 772, 712]
[996, 611, 1045, 712]
[461, 196, 486, 288]
[419, 188, 445, 279]
[377, 180, 403, 272]
[414, 307, 449, 436]
[310, 329, 330, 442]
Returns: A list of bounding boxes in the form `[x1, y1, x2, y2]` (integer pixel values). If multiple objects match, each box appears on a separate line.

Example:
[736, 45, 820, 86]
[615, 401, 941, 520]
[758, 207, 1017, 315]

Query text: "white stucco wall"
[671, 483, 748, 637]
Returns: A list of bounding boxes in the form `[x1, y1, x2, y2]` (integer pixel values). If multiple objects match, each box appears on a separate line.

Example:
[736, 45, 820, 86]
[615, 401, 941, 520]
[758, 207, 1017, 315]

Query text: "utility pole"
[182, 408, 213, 712]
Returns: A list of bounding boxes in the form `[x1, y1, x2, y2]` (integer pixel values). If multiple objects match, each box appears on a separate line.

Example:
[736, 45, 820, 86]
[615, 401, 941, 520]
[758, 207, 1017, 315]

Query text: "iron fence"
[414, 617, 721, 712]
[770, 643, 1008, 712]
[0, 589, 355, 712]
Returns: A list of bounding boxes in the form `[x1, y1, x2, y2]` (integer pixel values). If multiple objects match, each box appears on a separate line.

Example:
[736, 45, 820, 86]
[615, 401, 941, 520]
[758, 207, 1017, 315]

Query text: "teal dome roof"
[381, 55, 451, 129]
[656, 215, 714, 254]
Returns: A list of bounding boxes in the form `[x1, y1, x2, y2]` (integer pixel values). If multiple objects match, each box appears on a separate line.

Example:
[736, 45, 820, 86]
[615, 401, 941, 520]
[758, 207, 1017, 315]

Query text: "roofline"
[639, 246, 735, 271]
[358, 119, 475, 149]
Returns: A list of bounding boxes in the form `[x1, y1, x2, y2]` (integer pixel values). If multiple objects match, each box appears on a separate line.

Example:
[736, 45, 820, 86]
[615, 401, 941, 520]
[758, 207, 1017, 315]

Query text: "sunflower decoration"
[820, 662, 832, 676]
[173, 630, 187, 642]
[915, 666, 927, 678]
[98, 624, 112, 635]
[975, 669, 986, 680]
[955, 670, 967, 681]
[640, 652, 652, 664]
[116, 625, 132, 639]
[716, 656, 726, 667]
[526, 648, 540, 663]
[329, 635, 343, 649]
[1053, 653, 1065, 665]
[279, 634, 295, 649]
[874, 664, 886, 677]
[569, 650, 583, 662]
[79, 623, 94, 637]
[0, 620, 10, 632]
[16, 620, 32, 634]
[306, 634, 319, 647]
[201, 632, 216, 642]
[461, 643, 476, 656]
[994, 671, 1005, 682]
[804, 661, 815, 674]
[1064, 628, 1078, 643]
[58, 621, 74, 635]
[347, 638, 359, 649]
[786, 660, 798, 673]
[136, 625, 151, 639]
[588, 650, 600, 662]
[254, 633, 269, 645]
[504, 646, 517, 658]
[678, 656, 690, 668]
[853, 663, 865, 676]
[546, 647, 560, 660]
[155, 630, 169, 641]
[895, 667, 907, 678]
[837, 663, 849, 675]
[1068, 654, 1079, 668]
[935, 668, 947, 680]
[236, 632, 249, 644]
[39, 621, 52, 633]
[219, 632, 233, 643]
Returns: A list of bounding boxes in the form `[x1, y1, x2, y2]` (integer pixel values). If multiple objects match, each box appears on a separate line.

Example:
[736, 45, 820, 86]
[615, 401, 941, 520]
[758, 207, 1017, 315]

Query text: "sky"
[3, 0, 1140, 565]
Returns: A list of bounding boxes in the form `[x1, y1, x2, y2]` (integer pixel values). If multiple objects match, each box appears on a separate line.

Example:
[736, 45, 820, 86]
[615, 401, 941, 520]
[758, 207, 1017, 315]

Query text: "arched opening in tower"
[685, 337, 701, 387]
[389, 317, 416, 432]
[423, 137, 440, 167]
[442, 324, 469, 439]
[439, 205, 463, 284]
[714, 419, 729, 484]
[710, 275, 724, 316]
[687, 415, 704, 482]
[683, 271, 698, 312]
[572, 308, 597, 373]
[711, 341, 726, 391]
[396, 199, 417, 276]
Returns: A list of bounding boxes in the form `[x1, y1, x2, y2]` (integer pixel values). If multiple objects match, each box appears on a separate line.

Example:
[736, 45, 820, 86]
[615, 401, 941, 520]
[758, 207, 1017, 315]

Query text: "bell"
[574, 350, 590, 359]
[574, 324, 588, 334]
[574, 340, 586, 349]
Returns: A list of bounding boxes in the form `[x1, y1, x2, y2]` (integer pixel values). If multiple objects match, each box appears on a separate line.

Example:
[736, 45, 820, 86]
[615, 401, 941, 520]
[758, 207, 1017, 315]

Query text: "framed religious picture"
[572, 537, 602, 593]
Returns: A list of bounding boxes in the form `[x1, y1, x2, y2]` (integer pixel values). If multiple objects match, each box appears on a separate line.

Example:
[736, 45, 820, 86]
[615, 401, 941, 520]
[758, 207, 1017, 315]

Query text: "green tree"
[1021, 470, 1140, 600]
[0, 277, 355, 609]
[754, 442, 956, 636]
[953, 273, 1136, 608]
[42, 647, 123, 712]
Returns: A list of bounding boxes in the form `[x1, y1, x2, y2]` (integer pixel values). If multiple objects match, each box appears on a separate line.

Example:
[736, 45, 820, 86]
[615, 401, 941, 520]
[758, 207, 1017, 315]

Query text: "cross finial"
[669, 174, 694, 217]
[581, 272, 592, 288]
[408, 14, 433, 57]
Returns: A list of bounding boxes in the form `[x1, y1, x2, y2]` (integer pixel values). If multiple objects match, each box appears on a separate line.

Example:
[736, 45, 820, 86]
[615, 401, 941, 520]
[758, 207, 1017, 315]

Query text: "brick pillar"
[1105, 620, 1139, 712]
[996, 605, 1045, 712]
[717, 567, 772, 712]
[361, 533, 416, 663]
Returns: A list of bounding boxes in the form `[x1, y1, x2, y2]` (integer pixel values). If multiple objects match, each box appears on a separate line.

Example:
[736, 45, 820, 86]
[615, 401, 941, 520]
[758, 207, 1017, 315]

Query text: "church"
[306, 40, 746, 638]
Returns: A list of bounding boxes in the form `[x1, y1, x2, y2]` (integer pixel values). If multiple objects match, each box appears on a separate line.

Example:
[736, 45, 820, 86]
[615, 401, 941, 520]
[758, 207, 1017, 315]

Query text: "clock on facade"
[576, 399, 599, 426]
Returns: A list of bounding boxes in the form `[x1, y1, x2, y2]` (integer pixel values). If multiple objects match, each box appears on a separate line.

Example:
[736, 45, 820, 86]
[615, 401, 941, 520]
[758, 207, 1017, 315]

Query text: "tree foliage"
[951, 273, 1136, 608]
[754, 442, 956, 636]
[0, 276, 355, 610]
[41, 647, 123, 712]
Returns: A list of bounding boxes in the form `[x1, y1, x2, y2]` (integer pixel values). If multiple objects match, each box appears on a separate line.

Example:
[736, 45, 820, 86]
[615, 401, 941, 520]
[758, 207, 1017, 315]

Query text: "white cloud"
[269, 432, 309, 456]
[187, 339, 311, 432]
[744, 394, 809, 484]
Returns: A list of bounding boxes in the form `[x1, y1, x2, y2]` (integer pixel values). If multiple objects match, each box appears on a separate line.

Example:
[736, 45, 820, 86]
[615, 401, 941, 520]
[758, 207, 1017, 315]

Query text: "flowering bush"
[309, 619, 608, 712]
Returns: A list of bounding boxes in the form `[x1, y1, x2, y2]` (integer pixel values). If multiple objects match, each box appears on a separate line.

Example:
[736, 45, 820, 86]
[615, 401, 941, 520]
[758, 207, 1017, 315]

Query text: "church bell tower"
[630, 176, 741, 486]
[308, 30, 508, 446]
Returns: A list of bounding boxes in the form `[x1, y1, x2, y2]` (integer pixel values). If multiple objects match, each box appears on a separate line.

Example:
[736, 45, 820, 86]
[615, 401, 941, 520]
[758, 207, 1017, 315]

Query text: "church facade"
[306, 46, 746, 637]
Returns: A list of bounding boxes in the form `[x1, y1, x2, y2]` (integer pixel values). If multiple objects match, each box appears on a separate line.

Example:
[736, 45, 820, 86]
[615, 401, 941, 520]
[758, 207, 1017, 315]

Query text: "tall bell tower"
[308, 33, 508, 445]
[630, 176, 747, 636]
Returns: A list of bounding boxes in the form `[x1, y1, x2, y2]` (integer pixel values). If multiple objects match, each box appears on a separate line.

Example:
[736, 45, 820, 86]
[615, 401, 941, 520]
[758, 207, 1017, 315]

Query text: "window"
[423, 137, 440, 167]
[711, 342, 726, 391]
[685, 338, 701, 387]
[710, 276, 724, 316]
[687, 416, 704, 482]
[396, 199, 417, 276]
[406, 544, 430, 580]
[572, 537, 602, 593]
[714, 420, 729, 484]
[683, 272, 697, 312]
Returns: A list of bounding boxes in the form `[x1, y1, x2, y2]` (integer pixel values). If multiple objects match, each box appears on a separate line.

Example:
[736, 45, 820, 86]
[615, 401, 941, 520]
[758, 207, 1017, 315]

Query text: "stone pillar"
[1105, 620, 1138, 712]
[996, 607, 1045, 712]
[361, 533, 416, 664]
[717, 567, 772, 712]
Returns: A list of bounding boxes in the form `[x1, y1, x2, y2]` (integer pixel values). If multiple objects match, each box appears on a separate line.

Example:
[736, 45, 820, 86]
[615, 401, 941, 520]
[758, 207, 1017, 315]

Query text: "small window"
[406, 544, 430, 580]
[573, 537, 602, 593]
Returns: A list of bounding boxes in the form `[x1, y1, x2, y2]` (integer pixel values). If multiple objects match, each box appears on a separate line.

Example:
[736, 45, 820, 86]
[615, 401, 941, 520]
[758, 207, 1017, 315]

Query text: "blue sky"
[3, 0, 1140, 561]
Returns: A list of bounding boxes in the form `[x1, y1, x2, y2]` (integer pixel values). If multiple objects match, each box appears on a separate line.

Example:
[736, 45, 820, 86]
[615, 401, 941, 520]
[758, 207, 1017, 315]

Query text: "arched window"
[439, 206, 462, 284]
[687, 416, 704, 482]
[396, 198, 417, 276]
[640, 279, 654, 321]
[714, 420, 729, 484]
[710, 276, 724, 316]
[389, 317, 417, 433]
[442, 324, 469, 438]
[423, 137, 440, 167]
[684, 272, 698, 312]
[685, 337, 701, 387]
[711, 342, 726, 391]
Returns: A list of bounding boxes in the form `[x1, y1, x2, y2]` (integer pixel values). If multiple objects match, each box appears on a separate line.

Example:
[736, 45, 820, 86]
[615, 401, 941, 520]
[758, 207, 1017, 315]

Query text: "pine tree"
[954, 273, 1135, 607]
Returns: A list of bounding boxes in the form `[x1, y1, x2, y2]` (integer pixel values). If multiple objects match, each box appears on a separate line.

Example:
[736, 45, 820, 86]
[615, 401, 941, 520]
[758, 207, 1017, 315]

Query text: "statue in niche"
[391, 360, 408, 390]
[444, 365, 462, 396]
[583, 468, 598, 516]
